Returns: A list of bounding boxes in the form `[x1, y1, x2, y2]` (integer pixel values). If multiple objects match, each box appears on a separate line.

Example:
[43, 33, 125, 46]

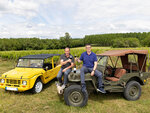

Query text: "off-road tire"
[124, 81, 141, 101]
[64, 85, 88, 107]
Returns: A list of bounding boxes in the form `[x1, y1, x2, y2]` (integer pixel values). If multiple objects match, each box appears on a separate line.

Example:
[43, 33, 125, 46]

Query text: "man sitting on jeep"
[57, 47, 74, 89]
[75, 44, 106, 94]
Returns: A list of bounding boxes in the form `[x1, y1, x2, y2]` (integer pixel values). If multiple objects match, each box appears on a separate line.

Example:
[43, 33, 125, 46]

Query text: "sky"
[0, 0, 150, 39]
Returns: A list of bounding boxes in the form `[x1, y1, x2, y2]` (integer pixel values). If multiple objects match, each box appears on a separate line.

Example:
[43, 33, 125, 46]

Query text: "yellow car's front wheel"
[31, 79, 43, 93]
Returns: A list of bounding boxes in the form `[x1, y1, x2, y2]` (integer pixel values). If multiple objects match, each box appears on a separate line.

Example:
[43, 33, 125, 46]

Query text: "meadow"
[0, 47, 150, 113]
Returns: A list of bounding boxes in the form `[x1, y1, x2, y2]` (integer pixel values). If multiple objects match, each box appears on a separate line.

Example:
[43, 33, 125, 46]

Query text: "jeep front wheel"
[124, 81, 141, 101]
[31, 79, 43, 93]
[64, 85, 88, 107]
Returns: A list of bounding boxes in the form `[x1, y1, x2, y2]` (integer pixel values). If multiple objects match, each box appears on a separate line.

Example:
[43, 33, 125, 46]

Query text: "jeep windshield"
[97, 56, 107, 67]
[17, 59, 43, 68]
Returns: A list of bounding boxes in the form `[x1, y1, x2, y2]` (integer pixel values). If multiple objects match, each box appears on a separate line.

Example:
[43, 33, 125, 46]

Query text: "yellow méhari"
[0, 54, 61, 93]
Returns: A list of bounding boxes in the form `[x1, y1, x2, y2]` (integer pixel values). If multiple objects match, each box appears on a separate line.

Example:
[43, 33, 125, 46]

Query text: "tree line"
[84, 32, 150, 47]
[0, 32, 150, 51]
[0, 33, 84, 51]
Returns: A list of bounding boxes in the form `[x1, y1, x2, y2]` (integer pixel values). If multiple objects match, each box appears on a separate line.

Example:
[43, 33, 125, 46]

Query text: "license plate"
[5, 87, 18, 91]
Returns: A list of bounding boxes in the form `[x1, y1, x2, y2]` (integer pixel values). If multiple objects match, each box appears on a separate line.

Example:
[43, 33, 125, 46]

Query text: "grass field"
[0, 47, 150, 113]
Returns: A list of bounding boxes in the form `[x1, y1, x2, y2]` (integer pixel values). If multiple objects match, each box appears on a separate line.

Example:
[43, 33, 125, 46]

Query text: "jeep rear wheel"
[64, 85, 88, 107]
[124, 81, 141, 101]
[31, 79, 43, 93]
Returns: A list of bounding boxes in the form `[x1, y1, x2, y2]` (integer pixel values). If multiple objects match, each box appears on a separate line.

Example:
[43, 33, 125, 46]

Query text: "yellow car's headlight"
[0, 79, 5, 83]
[22, 81, 27, 85]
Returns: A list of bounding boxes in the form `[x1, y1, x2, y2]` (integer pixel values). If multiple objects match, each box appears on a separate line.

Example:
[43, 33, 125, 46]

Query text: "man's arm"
[75, 54, 83, 63]
[62, 62, 74, 72]
[93, 61, 98, 71]
[76, 58, 82, 63]
[91, 61, 97, 76]
[60, 59, 71, 66]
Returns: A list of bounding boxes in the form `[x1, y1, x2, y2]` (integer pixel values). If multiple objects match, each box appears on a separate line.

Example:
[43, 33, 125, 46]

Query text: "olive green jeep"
[57, 50, 150, 107]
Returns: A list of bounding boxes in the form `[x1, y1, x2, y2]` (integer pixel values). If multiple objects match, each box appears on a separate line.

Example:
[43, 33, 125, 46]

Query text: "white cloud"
[38, 23, 46, 27]
[0, 0, 39, 18]
[0, 0, 150, 38]
[74, 0, 150, 20]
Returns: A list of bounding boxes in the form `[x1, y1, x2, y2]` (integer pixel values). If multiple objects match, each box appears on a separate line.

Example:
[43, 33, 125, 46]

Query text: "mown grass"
[0, 47, 150, 113]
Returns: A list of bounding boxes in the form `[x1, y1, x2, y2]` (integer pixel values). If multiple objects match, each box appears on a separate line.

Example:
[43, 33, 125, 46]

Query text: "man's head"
[85, 44, 92, 53]
[64, 47, 70, 56]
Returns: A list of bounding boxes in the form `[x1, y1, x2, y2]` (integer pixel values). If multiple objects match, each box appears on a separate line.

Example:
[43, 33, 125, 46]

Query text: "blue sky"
[0, 0, 150, 39]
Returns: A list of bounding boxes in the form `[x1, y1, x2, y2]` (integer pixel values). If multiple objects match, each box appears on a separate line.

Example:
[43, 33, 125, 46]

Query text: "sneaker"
[81, 84, 87, 93]
[56, 82, 62, 87]
[97, 88, 106, 94]
[60, 84, 66, 90]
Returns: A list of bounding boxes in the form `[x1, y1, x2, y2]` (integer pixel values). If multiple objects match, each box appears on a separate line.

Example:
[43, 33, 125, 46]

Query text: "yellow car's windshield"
[17, 59, 43, 68]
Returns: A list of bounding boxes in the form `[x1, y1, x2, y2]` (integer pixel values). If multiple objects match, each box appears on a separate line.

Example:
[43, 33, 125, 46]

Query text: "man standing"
[76, 44, 106, 93]
[57, 47, 74, 89]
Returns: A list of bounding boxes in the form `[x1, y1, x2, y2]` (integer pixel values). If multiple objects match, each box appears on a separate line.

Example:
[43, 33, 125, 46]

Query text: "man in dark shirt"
[76, 44, 106, 94]
[57, 47, 74, 89]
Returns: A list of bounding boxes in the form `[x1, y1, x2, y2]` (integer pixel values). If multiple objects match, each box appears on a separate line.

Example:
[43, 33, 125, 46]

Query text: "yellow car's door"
[43, 65, 61, 84]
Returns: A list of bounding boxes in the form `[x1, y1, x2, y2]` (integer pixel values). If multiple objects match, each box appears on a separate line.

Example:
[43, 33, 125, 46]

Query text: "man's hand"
[91, 71, 95, 76]
[75, 57, 81, 63]
[67, 59, 72, 62]
[62, 68, 67, 72]
[61, 59, 72, 66]
[75, 57, 78, 61]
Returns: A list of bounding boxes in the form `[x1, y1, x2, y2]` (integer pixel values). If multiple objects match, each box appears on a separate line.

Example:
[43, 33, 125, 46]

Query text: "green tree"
[112, 38, 140, 48]
[143, 35, 150, 47]
[60, 32, 72, 48]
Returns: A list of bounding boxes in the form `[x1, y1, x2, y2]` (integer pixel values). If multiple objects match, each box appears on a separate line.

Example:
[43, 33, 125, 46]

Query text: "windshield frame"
[16, 58, 44, 68]
[97, 55, 108, 67]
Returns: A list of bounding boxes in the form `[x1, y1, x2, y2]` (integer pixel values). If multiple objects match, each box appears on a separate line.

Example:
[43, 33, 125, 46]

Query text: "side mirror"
[45, 66, 48, 71]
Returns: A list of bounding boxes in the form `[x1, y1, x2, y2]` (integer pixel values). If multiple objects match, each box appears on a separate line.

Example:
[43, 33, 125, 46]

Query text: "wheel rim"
[35, 81, 43, 93]
[68, 91, 84, 106]
[129, 86, 139, 97]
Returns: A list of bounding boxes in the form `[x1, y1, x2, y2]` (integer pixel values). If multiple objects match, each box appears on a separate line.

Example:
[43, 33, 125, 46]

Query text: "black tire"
[31, 79, 43, 94]
[64, 85, 88, 107]
[124, 81, 141, 101]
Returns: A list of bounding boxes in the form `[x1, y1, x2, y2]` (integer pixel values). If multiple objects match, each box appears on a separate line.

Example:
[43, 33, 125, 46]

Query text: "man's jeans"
[80, 66, 103, 88]
[57, 68, 72, 85]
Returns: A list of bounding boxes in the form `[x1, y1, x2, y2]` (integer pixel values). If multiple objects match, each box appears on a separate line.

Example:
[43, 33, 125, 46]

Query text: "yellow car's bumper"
[0, 85, 31, 92]
[0, 77, 36, 92]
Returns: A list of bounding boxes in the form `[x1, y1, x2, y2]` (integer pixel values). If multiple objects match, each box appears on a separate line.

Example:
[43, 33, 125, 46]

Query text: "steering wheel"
[106, 64, 113, 70]
[105, 64, 113, 76]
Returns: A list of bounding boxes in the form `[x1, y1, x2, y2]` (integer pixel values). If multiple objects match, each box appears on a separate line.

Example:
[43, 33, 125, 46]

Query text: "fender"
[29, 74, 43, 89]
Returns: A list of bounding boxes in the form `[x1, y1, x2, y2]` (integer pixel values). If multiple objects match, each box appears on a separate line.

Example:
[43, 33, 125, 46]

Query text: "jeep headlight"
[1, 79, 5, 83]
[22, 81, 27, 85]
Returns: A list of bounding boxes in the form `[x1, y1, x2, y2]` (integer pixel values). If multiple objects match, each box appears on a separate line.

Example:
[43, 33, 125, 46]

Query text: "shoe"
[97, 88, 106, 94]
[56, 82, 62, 87]
[60, 84, 66, 90]
[81, 84, 87, 93]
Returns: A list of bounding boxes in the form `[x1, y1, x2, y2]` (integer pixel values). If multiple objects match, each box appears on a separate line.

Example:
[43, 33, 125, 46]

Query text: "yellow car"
[0, 54, 61, 93]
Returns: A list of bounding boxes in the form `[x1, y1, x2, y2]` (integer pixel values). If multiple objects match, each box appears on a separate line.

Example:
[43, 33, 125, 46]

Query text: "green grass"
[0, 47, 150, 113]
[0, 58, 150, 112]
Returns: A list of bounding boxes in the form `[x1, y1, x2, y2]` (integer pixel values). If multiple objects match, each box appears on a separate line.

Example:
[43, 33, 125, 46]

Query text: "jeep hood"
[2, 67, 45, 79]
